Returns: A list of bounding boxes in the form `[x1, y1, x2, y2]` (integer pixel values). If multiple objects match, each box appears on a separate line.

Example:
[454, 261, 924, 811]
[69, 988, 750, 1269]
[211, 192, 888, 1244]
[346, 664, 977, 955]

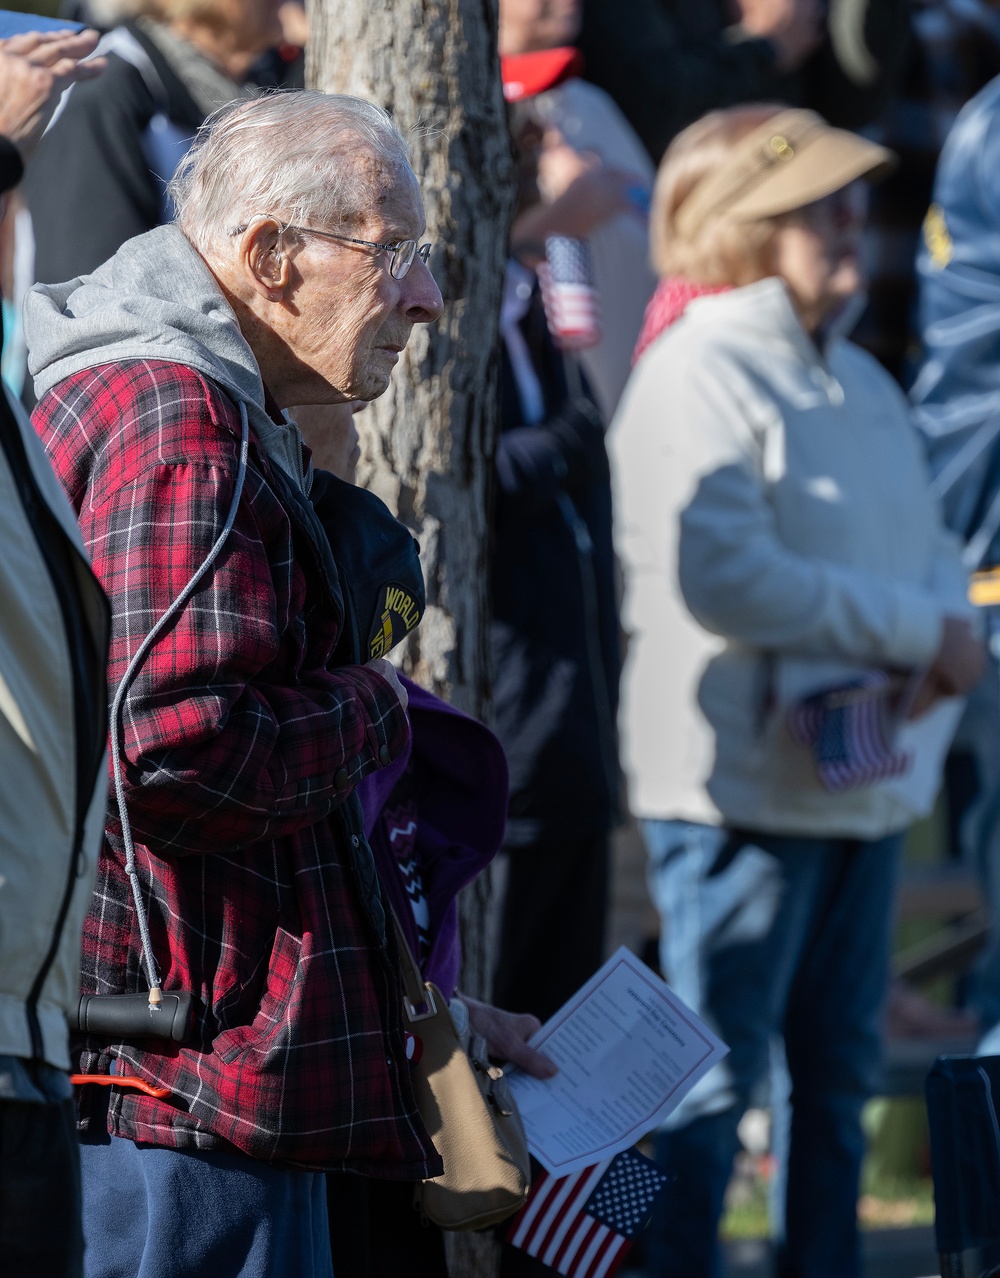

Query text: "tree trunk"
[307, 0, 513, 720]
[307, 4, 514, 1273]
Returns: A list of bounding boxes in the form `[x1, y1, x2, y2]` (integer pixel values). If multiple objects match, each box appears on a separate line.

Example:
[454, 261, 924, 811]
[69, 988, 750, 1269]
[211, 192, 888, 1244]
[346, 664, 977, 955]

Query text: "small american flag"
[507, 1148, 670, 1278]
[787, 672, 911, 793]
[537, 235, 602, 351]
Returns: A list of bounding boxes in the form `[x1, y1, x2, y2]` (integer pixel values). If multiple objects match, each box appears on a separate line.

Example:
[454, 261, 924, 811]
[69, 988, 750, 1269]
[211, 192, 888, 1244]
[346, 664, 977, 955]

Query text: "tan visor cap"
[675, 108, 896, 238]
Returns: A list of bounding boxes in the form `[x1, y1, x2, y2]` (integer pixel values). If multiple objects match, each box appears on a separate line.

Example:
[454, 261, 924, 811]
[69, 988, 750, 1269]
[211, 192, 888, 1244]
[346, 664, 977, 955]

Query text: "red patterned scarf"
[633, 277, 731, 364]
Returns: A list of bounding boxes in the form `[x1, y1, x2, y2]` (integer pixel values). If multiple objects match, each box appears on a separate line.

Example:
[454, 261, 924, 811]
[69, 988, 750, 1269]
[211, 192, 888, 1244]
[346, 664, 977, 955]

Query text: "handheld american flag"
[787, 671, 911, 793]
[537, 236, 602, 351]
[507, 1148, 670, 1278]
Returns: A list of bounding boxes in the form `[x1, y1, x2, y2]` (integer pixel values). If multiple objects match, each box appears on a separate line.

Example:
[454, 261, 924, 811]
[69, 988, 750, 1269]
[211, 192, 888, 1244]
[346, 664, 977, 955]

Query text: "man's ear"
[238, 217, 292, 302]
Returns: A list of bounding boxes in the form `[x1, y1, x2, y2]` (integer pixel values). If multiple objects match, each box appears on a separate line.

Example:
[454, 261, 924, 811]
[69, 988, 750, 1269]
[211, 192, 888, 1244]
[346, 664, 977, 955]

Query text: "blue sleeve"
[911, 85, 1000, 554]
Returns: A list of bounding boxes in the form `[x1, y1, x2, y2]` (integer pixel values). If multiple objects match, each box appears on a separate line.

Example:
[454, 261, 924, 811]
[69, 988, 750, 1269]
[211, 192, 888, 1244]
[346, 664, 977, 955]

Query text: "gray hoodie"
[26, 223, 307, 490]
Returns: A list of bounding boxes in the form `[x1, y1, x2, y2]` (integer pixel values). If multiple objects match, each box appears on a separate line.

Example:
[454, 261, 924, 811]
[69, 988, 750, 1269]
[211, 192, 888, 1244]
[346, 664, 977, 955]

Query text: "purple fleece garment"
[357, 676, 509, 997]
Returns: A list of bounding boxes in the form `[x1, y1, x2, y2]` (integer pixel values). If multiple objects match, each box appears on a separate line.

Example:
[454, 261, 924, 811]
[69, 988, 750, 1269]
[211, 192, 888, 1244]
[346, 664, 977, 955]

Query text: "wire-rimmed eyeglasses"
[230, 218, 433, 280]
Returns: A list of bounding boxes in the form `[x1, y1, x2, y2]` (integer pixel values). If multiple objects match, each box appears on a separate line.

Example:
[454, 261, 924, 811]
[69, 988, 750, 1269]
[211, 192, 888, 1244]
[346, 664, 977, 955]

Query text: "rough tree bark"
[307, 4, 515, 1272]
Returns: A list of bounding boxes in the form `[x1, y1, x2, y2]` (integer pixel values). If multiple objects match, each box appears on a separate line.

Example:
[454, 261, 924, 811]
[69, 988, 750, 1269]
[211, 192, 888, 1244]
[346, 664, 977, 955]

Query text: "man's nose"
[403, 257, 444, 324]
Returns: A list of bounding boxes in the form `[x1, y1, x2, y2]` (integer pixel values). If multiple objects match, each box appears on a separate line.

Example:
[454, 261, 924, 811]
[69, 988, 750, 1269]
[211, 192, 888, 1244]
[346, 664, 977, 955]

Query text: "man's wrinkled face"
[285, 160, 443, 402]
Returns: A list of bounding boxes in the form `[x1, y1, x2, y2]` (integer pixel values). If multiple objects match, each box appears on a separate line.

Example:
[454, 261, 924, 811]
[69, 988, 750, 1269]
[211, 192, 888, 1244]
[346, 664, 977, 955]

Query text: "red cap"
[501, 47, 584, 102]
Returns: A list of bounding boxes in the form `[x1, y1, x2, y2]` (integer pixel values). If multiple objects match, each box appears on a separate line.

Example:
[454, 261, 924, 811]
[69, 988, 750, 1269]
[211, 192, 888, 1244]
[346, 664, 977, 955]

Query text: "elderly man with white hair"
[23, 91, 444, 1278]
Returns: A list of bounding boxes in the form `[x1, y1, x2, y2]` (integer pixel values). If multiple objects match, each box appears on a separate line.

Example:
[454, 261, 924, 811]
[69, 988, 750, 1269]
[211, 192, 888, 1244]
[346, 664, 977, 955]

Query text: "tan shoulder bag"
[392, 913, 531, 1231]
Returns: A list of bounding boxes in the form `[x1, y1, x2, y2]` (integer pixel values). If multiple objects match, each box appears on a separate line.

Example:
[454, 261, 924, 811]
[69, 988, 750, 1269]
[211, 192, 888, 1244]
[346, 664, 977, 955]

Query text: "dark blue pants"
[0, 1096, 82, 1278]
[80, 1135, 333, 1278]
[642, 822, 901, 1278]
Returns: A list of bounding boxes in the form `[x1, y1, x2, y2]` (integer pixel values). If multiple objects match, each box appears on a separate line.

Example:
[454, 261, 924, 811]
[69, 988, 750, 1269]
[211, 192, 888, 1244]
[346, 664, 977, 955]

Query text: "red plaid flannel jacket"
[33, 358, 441, 1177]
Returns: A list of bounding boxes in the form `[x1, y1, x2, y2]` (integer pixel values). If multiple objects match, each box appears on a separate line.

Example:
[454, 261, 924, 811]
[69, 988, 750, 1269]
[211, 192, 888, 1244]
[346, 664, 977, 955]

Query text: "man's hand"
[463, 995, 558, 1080]
[365, 656, 408, 711]
[731, 0, 824, 72]
[0, 29, 104, 160]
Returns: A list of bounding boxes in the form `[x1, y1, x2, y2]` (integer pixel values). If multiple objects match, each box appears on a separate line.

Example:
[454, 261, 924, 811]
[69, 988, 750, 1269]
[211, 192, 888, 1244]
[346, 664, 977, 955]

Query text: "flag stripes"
[787, 672, 911, 792]
[508, 1149, 670, 1278]
[537, 235, 602, 351]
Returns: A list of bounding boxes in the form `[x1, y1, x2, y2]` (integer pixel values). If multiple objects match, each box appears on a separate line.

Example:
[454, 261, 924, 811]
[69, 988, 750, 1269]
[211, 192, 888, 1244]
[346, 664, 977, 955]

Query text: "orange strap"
[70, 1074, 170, 1099]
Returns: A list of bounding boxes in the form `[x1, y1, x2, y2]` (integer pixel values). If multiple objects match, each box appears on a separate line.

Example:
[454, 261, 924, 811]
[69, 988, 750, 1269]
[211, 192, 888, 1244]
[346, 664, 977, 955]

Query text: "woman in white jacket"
[609, 105, 985, 1278]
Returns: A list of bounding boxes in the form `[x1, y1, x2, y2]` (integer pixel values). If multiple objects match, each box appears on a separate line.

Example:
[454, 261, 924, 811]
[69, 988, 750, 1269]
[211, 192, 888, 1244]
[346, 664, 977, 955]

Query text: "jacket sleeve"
[102, 462, 407, 855]
[37, 372, 408, 857]
[675, 361, 948, 670]
[912, 97, 1000, 550]
[496, 397, 609, 510]
[24, 56, 164, 283]
[925, 520, 975, 612]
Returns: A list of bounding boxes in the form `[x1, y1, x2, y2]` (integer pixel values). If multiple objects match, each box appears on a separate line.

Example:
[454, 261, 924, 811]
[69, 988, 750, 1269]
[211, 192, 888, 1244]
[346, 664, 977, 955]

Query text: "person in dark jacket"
[490, 111, 623, 1032]
[0, 28, 110, 1278]
[25, 0, 281, 287]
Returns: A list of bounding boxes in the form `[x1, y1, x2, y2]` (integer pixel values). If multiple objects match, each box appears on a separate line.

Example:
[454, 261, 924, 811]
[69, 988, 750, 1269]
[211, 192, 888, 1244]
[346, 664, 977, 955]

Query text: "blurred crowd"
[6, 1, 1000, 1277]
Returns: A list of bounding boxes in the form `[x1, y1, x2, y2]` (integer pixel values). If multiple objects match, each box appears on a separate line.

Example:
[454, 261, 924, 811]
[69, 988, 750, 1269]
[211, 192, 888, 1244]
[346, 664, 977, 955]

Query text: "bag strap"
[388, 904, 430, 1010]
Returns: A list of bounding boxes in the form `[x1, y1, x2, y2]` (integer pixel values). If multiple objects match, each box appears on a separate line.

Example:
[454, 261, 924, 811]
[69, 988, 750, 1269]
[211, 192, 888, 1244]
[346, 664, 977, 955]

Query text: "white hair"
[169, 91, 413, 259]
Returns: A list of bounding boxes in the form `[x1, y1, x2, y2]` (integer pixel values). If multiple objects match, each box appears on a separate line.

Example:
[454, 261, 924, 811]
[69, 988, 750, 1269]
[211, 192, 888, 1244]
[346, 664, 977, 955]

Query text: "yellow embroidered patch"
[923, 204, 953, 269]
[368, 584, 423, 659]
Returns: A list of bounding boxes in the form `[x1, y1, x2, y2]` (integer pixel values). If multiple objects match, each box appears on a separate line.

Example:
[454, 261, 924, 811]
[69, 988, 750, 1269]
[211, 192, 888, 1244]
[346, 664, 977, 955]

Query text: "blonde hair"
[651, 104, 789, 286]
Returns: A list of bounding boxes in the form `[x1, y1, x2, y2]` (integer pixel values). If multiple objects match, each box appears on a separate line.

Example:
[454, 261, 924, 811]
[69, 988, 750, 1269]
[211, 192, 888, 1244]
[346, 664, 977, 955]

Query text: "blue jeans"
[80, 1135, 333, 1278]
[642, 821, 901, 1278]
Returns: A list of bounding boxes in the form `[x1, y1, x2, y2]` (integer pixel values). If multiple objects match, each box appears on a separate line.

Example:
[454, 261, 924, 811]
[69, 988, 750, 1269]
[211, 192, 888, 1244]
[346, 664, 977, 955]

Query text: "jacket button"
[334, 768, 349, 791]
[379, 744, 391, 766]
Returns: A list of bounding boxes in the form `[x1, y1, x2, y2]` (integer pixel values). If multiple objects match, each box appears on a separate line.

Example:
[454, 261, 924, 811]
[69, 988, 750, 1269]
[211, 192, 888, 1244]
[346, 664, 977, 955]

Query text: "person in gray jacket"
[0, 27, 110, 1278]
[611, 103, 983, 1278]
